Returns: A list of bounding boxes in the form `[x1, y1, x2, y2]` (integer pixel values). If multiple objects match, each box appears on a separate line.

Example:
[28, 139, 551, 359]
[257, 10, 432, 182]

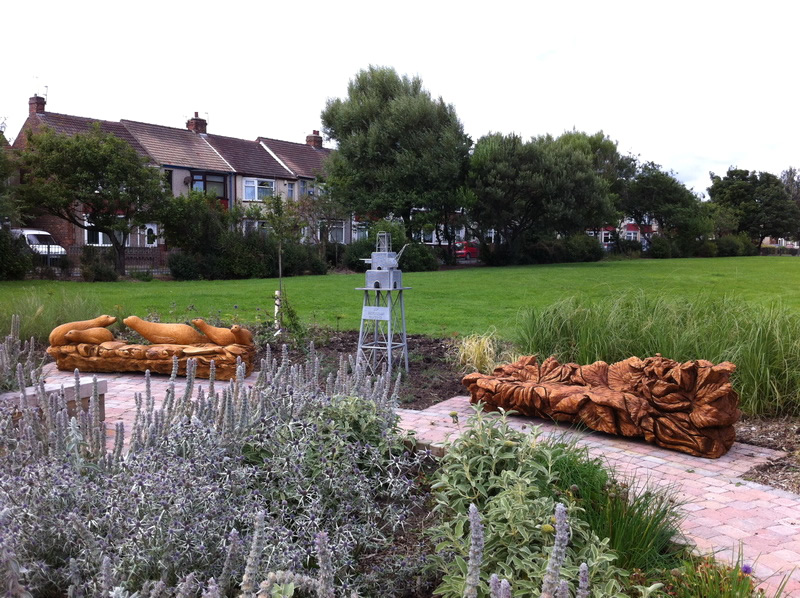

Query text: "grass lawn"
[1, 256, 799, 339]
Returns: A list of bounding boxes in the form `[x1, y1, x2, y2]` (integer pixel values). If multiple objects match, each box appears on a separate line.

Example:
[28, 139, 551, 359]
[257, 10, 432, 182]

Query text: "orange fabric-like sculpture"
[462, 355, 741, 458]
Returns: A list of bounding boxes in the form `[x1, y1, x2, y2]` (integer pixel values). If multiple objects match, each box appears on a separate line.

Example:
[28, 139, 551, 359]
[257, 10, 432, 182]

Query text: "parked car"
[455, 241, 479, 260]
[11, 228, 67, 266]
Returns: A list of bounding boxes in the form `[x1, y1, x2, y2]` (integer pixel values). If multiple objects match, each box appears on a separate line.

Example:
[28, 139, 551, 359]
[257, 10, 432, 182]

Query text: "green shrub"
[614, 238, 642, 256]
[0, 228, 32, 280]
[715, 236, 741, 257]
[80, 246, 118, 282]
[647, 236, 673, 259]
[128, 270, 153, 282]
[167, 251, 202, 280]
[401, 242, 439, 272]
[343, 237, 373, 272]
[695, 240, 719, 258]
[517, 291, 800, 416]
[565, 234, 605, 262]
[736, 233, 758, 256]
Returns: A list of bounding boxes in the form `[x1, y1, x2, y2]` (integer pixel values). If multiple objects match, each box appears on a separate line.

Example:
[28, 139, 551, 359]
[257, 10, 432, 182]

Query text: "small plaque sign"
[362, 306, 390, 321]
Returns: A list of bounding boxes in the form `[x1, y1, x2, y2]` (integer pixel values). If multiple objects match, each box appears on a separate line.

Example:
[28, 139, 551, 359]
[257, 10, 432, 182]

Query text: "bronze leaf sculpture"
[47, 316, 256, 381]
[462, 354, 741, 458]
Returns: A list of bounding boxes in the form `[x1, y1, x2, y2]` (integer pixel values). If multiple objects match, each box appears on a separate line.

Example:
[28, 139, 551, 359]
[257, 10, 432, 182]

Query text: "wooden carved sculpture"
[462, 355, 741, 458]
[47, 316, 256, 381]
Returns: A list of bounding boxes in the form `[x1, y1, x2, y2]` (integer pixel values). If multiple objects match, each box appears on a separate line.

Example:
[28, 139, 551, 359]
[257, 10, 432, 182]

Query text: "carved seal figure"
[230, 324, 254, 346]
[64, 327, 115, 345]
[123, 316, 210, 345]
[49, 315, 117, 347]
[191, 319, 236, 346]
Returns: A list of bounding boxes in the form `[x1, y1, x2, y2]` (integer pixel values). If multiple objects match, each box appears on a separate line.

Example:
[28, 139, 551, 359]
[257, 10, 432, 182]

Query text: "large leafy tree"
[708, 168, 800, 248]
[15, 124, 167, 274]
[618, 161, 710, 245]
[321, 66, 472, 241]
[467, 132, 613, 259]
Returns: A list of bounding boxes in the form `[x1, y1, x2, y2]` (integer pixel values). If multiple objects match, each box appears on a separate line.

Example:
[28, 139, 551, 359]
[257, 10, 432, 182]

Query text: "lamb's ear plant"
[0, 348, 431, 596]
[0, 315, 43, 393]
[429, 407, 628, 598]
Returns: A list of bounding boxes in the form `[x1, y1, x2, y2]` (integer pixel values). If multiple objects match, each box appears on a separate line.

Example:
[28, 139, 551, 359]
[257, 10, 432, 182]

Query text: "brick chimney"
[29, 95, 46, 115]
[186, 112, 207, 134]
[306, 129, 323, 149]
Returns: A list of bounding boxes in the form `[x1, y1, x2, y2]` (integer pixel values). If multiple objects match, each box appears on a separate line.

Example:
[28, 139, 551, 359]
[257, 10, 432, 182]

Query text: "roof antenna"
[44, 85, 49, 101]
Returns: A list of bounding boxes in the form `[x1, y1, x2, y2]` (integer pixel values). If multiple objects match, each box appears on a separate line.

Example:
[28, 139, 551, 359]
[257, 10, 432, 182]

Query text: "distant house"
[10, 96, 337, 263]
[587, 218, 658, 251]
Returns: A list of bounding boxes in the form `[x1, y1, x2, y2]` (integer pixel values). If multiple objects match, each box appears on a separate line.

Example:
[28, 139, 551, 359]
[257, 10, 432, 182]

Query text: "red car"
[455, 241, 479, 260]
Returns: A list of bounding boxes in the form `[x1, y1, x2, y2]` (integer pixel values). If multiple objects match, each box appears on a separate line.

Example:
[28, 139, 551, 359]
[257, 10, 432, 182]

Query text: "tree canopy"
[467, 132, 614, 261]
[321, 66, 472, 240]
[15, 124, 167, 274]
[618, 161, 709, 246]
[708, 168, 800, 247]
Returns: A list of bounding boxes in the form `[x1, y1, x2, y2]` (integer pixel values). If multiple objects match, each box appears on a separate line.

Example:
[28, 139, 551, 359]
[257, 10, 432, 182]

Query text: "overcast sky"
[3, 0, 797, 196]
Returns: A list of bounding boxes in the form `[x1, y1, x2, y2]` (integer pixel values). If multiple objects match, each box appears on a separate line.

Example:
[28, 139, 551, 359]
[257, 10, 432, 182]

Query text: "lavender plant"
[0, 348, 430, 597]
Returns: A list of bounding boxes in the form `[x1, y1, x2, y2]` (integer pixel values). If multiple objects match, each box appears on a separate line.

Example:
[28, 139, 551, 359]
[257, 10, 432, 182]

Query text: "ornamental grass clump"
[0, 346, 431, 596]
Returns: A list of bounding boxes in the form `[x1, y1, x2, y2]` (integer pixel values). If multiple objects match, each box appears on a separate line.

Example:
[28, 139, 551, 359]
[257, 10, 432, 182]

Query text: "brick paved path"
[43, 367, 799, 596]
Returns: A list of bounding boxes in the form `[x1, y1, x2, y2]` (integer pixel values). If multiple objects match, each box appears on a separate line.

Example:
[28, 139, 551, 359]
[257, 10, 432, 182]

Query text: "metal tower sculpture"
[356, 232, 409, 376]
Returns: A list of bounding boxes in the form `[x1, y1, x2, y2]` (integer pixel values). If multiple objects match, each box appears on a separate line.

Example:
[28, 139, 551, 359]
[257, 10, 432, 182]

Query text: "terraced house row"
[10, 95, 356, 255]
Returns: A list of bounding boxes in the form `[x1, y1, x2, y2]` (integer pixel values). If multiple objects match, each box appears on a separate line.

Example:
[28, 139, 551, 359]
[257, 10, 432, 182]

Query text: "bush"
[647, 235, 674, 259]
[167, 251, 202, 280]
[736, 232, 758, 256]
[565, 234, 605, 262]
[0, 228, 32, 280]
[400, 242, 439, 272]
[695, 240, 719, 258]
[80, 246, 118, 282]
[715, 236, 741, 257]
[614, 238, 643, 256]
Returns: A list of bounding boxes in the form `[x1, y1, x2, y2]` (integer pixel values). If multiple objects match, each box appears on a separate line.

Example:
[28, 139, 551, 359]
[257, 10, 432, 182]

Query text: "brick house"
[10, 96, 335, 265]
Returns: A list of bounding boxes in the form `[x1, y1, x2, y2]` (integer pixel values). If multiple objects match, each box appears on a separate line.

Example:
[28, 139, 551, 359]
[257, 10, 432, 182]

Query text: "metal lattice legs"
[356, 288, 409, 377]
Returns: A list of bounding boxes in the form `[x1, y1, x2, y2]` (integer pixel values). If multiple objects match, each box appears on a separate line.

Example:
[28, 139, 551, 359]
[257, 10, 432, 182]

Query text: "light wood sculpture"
[191, 319, 236, 345]
[462, 354, 741, 458]
[123, 316, 210, 345]
[47, 316, 256, 381]
[49, 315, 117, 346]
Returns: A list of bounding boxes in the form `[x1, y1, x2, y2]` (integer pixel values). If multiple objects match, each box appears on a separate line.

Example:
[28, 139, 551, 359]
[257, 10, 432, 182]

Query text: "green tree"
[157, 189, 240, 255]
[321, 66, 472, 242]
[619, 161, 710, 249]
[708, 168, 800, 248]
[15, 124, 167, 274]
[467, 132, 613, 262]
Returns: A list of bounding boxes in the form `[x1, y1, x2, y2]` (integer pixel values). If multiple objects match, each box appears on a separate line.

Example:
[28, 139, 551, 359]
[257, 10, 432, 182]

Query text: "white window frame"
[243, 178, 275, 201]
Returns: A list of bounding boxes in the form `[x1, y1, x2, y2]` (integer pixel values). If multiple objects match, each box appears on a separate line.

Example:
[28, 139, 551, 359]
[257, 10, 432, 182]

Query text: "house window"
[143, 224, 159, 247]
[354, 222, 369, 241]
[299, 179, 313, 196]
[323, 220, 345, 243]
[625, 231, 637, 241]
[86, 226, 113, 246]
[244, 178, 275, 201]
[192, 173, 226, 198]
[601, 231, 612, 244]
[287, 182, 294, 200]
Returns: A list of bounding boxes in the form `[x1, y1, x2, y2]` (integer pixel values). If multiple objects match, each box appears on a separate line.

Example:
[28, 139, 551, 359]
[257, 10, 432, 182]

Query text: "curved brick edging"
[398, 397, 800, 597]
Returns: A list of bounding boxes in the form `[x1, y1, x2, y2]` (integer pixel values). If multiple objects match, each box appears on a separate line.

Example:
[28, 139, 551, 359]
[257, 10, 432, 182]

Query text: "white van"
[11, 228, 67, 266]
